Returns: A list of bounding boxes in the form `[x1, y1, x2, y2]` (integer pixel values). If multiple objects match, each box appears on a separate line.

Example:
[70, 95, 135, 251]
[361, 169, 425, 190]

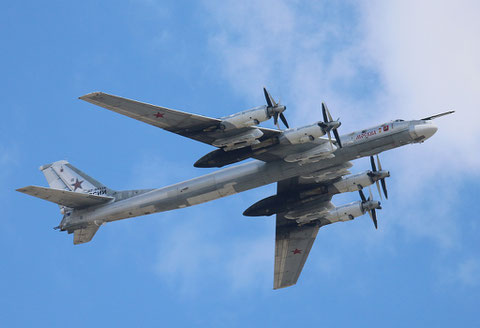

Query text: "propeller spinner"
[263, 87, 289, 129]
[368, 155, 389, 200]
[319, 102, 342, 149]
[358, 188, 382, 229]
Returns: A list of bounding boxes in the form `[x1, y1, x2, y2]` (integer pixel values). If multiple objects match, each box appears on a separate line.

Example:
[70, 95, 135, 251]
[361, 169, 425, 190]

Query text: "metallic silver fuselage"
[64, 120, 433, 229]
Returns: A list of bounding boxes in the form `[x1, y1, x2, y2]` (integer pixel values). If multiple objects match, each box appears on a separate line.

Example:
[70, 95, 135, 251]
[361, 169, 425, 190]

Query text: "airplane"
[17, 88, 454, 289]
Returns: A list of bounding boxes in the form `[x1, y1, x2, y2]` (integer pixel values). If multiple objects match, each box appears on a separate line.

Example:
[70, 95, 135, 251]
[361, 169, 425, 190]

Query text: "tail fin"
[18, 160, 152, 245]
[39, 160, 113, 196]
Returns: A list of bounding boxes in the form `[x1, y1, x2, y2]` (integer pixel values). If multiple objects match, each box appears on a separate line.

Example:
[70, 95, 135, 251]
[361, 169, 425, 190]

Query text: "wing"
[79, 92, 280, 146]
[16, 186, 113, 209]
[73, 224, 100, 245]
[273, 178, 333, 289]
[274, 217, 321, 289]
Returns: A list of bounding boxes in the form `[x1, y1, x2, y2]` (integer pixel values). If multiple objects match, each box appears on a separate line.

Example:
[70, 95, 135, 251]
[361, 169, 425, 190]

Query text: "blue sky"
[2, 0, 479, 327]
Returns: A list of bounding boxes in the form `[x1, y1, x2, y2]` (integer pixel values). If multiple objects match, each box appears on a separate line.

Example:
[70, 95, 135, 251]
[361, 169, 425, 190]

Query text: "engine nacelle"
[280, 123, 326, 145]
[324, 202, 364, 223]
[220, 106, 269, 129]
[284, 200, 334, 222]
[330, 171, 374, 194]
[284, 142, 335, 164]
[212, 128, 264, 151]
[300, 162, 352, 183]
[286, 201, 365, 225]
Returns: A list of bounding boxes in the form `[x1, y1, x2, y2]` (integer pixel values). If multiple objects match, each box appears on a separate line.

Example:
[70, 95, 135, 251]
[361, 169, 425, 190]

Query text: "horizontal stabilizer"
[16, 186, 113, 208]
[74, 224, 100, 245]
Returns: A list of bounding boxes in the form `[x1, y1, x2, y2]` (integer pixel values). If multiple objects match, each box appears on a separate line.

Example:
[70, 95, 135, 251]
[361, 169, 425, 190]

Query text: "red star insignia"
[154, 112, 164, 118]
[292, 248, 302, 254]
[71, 178, 84, 191]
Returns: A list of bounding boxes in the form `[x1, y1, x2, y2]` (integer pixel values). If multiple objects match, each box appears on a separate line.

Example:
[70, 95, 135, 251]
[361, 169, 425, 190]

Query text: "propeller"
[358, 187, 382, 229]
[368, 155, 389, 200]
[319, 102, 342, 149]
[263, 87, 289, 129]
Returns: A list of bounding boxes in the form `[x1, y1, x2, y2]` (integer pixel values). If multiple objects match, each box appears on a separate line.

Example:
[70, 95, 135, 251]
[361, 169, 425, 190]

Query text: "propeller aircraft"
[17, 88, 454, 289]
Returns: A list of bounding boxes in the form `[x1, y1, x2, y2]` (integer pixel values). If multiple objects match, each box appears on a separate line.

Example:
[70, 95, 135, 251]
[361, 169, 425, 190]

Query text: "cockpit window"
[394, 119, 404, 122]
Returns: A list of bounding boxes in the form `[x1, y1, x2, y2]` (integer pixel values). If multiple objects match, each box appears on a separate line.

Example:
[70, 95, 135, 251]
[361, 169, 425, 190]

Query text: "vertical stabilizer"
[18, 161, 151, 245]
[39, 160, 112, 195]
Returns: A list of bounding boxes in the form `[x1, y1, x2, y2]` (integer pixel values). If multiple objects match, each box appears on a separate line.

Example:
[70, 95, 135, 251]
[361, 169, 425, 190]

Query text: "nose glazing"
[410, 123, 438, 141]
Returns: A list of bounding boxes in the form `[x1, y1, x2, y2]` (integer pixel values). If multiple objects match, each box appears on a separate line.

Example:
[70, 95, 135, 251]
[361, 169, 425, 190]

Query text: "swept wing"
[273, 177, 334, 289]
[275, 216, 322, 289]
[80, 92, 343, 165]
[79, 92, 280, 146]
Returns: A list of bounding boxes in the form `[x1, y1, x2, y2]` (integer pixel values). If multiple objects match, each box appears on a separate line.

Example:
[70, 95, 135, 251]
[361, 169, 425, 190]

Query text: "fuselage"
[61, 119, 437, 231]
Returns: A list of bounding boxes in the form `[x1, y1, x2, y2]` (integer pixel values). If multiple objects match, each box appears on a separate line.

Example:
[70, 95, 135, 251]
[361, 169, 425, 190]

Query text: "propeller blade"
[376, 180, 383, 201]
[376, 154, 383, 171]
[327, 130, 333, 150]
[359, 189, 366, 202]
[273, 112, 279, 125]
[375, 154, 388, 199]
[322, 103, 328, 123]
[263, 87, 274, 108]
[371, 209, 378, 229]
[381, 178, 388, 200]
[326, 105, 334, 122]
[279, 113, 289, 129]
[368, 186, 373, 201]
[370, 156, 377, 172]
[332, 128, 342, 148]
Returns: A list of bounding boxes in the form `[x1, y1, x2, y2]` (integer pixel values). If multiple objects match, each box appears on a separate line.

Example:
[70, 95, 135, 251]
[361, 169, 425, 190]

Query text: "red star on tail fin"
[71, 178, 83, 191]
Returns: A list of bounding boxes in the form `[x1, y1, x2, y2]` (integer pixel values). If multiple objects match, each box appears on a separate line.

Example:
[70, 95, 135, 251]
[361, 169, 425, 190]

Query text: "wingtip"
[78, 92, 104, 101]
[273, 281, 297, 290]
[16, 186, 33, 193]
[273, 284, 295, 290]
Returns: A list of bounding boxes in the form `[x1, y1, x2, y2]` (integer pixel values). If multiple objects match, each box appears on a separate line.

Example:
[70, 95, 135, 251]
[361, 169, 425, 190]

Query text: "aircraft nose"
[410, 123, 438, 142]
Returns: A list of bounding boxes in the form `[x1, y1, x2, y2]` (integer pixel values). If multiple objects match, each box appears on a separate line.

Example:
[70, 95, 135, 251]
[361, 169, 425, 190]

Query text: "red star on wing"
[154, 112, 164, 118]
[71, 178, 84, 191]
[292, 248, 302, 255]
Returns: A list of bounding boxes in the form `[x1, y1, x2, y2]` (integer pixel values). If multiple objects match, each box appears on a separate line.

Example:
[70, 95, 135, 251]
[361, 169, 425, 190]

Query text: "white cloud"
[202, 0, 480, 277]
[204, 0, 373, 128]
[127, 152, 195, 189]
[153, 212, 273, 294]
[137, 0, 480, 291]
[440, 257, 480, 287]
[154, 218, 223, 295]
[358, 0, 480, 249]
[361, 0, 480, 170]
[225, 234, 272, 290]
[456, 258, 480, 286]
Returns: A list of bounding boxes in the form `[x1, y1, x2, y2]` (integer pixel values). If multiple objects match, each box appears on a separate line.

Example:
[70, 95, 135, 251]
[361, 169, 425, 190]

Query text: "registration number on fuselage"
[87, 187, 107, 195]
[355, 124, 390, 141]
